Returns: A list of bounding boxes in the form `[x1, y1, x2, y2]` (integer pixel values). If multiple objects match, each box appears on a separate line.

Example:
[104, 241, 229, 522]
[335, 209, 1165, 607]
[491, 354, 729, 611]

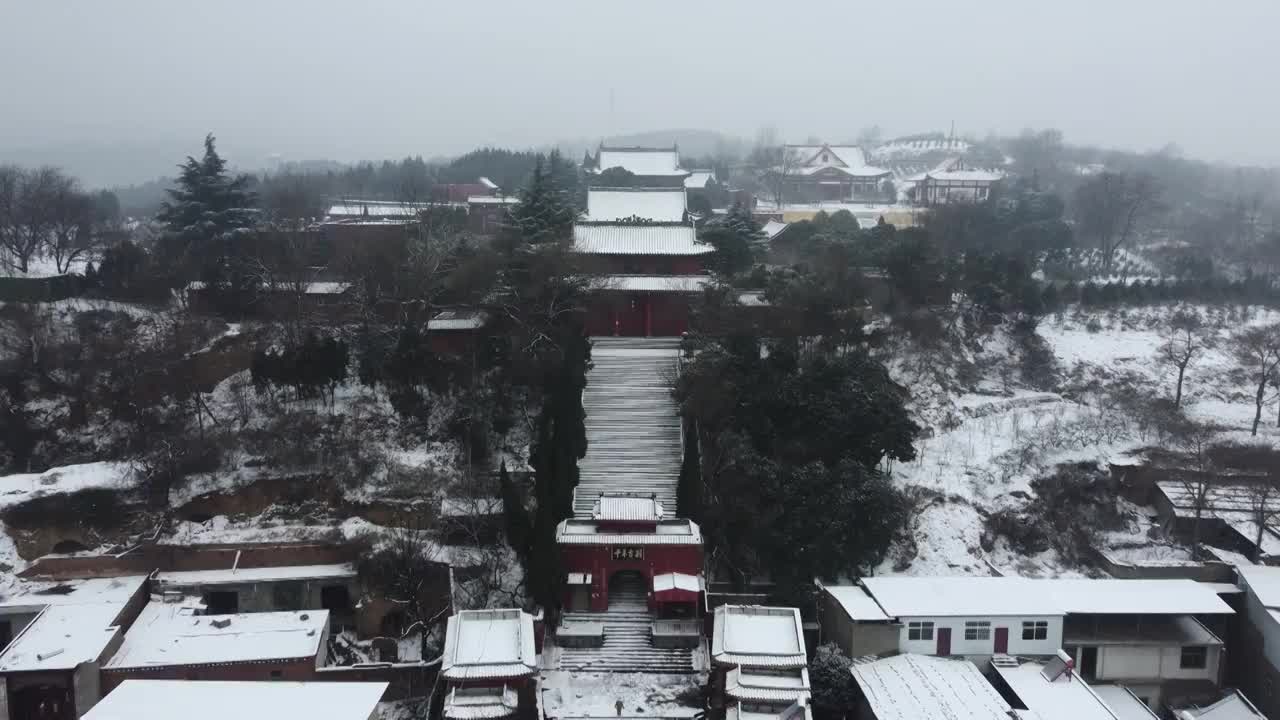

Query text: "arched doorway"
[607, 570, 647, 611]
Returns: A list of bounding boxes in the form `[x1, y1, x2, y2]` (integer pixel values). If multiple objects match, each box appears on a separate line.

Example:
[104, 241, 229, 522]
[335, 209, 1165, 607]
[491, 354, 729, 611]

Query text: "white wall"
[896, 615, 1062, 656]
[1083, 644, 1220, 684]
[1244, 585, 1280, 669]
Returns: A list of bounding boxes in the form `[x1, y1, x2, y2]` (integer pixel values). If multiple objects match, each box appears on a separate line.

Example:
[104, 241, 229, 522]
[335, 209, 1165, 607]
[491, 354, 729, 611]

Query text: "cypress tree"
[677, 420, 702, 520]
[498, 462, 532, 563]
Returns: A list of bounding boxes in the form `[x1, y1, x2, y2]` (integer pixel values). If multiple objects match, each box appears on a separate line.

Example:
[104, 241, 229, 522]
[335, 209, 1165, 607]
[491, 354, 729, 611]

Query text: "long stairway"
[558, 573, 696, 673]
[574, 337, 683, 517]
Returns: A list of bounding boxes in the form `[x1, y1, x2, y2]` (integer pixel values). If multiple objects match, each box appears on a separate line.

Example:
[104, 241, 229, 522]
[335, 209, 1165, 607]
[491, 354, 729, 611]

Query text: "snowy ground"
[880, 303, 1280, 577]
[539, 670, 703, 719]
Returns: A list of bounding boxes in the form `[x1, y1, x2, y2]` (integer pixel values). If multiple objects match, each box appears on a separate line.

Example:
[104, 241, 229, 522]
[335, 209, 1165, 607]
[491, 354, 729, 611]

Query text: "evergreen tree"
[498, 462, 532, 562]
[156, 134, 257, 298]
[810, 644, 858, 720]
[500, 152, 578, 253]
[676, 420, 702, 520]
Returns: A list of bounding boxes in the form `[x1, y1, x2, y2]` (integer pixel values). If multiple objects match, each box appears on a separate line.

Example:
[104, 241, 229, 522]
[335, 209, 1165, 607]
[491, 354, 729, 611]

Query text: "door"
[936, 627, 952, 656]
[1080, 646, 1098, 680]
[994, 627, 1009, 654]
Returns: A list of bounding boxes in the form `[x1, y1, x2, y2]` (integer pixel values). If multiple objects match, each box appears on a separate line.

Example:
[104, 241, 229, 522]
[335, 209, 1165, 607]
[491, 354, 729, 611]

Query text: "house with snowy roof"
[440, 609, 538, 720]
[822, 577, 1234, 711]
[84, 680, 388, 720]
[101, 603, 331, 691]
[773, 144, 892, 204]
[851, 653, 1012, 720]
[0, 575, 149, 720]
[906, 157, 1004, 206]
[989, 651, 1126, 720]
[1232, 565, 1280, 719]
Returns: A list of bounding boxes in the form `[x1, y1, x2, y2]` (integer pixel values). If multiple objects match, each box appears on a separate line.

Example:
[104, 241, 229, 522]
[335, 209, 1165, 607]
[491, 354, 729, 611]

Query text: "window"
[270, 670, 284, 680]
[1181, 646, 1208, 669]
[964, 621, 991, 641]
[272, 582, 304, 611]
[1021, 621, 1048, 641]
[907, 621, 934, 641]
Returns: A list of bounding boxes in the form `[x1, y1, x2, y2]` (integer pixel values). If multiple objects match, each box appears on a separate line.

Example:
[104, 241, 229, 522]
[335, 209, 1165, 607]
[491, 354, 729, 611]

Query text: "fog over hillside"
[3, 1, 1279, 185]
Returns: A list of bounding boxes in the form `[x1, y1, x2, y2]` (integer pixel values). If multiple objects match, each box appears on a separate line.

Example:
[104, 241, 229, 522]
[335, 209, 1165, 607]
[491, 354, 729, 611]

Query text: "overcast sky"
[3, 0, 1278, 184]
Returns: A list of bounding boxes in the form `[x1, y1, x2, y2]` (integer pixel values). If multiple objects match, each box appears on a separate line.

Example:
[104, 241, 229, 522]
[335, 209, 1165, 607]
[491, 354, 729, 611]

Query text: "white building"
[906, 158, 1004, 206]
[83, 680, 388, 720]
[1235, 565, 1280, 718]
[593, 146, 688, 179]
[584, 188, 689, 223]
[441, 609, 538, 720]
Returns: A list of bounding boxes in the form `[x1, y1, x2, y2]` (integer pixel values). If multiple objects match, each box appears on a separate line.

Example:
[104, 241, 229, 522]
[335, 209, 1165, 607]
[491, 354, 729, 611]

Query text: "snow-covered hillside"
[880, 304, 1280, 577]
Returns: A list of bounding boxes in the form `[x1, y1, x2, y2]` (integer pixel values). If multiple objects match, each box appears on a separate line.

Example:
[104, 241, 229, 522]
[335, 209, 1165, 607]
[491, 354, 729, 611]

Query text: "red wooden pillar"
[643, 296, 652, 337]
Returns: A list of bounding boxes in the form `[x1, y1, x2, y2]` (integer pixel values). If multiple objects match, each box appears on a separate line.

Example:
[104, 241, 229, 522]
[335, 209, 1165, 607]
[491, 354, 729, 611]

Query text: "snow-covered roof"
[1091, 686, 1160, 720]
[440, 496, 503, 517]
[443, 685, 520, 720]
[761, 219, 789, 241]
[186, 281, 350, 295]
[787, 144, 868, 168]
[105, 605, 328, 670]
[327, 201, 427, 218]
[726, 667, 810, 703]
[0, 575, 147, 610]
[442, 609, 537, 681]
[83, 680, 388, 720]
[595, 147, 685, 177]
[992, 656, 1122, 720]
[1238, 565, 1280, 608]
[822, 585, 889, 622]
[591, 495, 664, 522]
[155, 563, 356, 588]
[684, 171, 715, 188]
[859, 577, 1234, 618]
[654, 572, 703, 594]
[1160, 482, 1280, 556]
[478, 177, 499, 190]
[592, 274, 710, 293]
[585, 188, 687, 222]
[925, 169, 1004, 183]
[851, 654, 1011, 720]
[555, 518, 702, 545]
[712, 605, 806, 669]
[467, 195, 520, 205]
[0, 575, 147, 673]
[791, 164, 892, 178]
[573, 224, 709, 255]
[1179, 691, 1267, 720]
[429, 309, 489, 331]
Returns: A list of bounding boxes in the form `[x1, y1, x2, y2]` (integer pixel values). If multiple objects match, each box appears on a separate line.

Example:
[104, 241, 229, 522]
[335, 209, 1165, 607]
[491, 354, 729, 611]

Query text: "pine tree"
[157, 134, 257, 294]
[499, 462, 532, 562]
[501, 151, 578, 252]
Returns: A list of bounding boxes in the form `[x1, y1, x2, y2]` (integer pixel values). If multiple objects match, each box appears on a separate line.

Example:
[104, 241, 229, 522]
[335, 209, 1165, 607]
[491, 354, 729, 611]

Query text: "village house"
[152, 562, 358, 629]
[850, 653, 1012, 720]
[823, 577, 1233, 710]
[989, 652, 1128, 720]
[774, 144, 892, 204]
[440, 609, 538, 720]
[710, 605, 809, 715]
[82, 680, 388, 720]
[466, 194, 520, 236]
[0, 576, 149, 720]
[1155, 480, 1280, 561]
[99, 601, 330, 691]
[17, 541, 436, 640]
[1233, 565, 1280, 718]
[904, 157, 1004, 206]
[1171, 690, 1269, 720]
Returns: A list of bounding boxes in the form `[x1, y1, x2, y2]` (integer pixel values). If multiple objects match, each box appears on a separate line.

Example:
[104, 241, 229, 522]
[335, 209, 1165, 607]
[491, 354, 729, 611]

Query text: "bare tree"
[1073, 171, 1163, 270]
[1173, 419, 1217, 559]
[1159, 310, 1208, 409]
[761, 146, 802, 209]
[1232, 324, 1280, 436]
[48, 181, 99, 274]
[1247, 479, 1280, 562]
[0, 167, 70, 274]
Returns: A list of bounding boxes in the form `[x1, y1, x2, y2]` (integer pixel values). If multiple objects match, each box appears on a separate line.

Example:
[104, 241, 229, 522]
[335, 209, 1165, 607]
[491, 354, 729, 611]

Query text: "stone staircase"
[575, 337, 683, 517]
[557, 573, 696, 673]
